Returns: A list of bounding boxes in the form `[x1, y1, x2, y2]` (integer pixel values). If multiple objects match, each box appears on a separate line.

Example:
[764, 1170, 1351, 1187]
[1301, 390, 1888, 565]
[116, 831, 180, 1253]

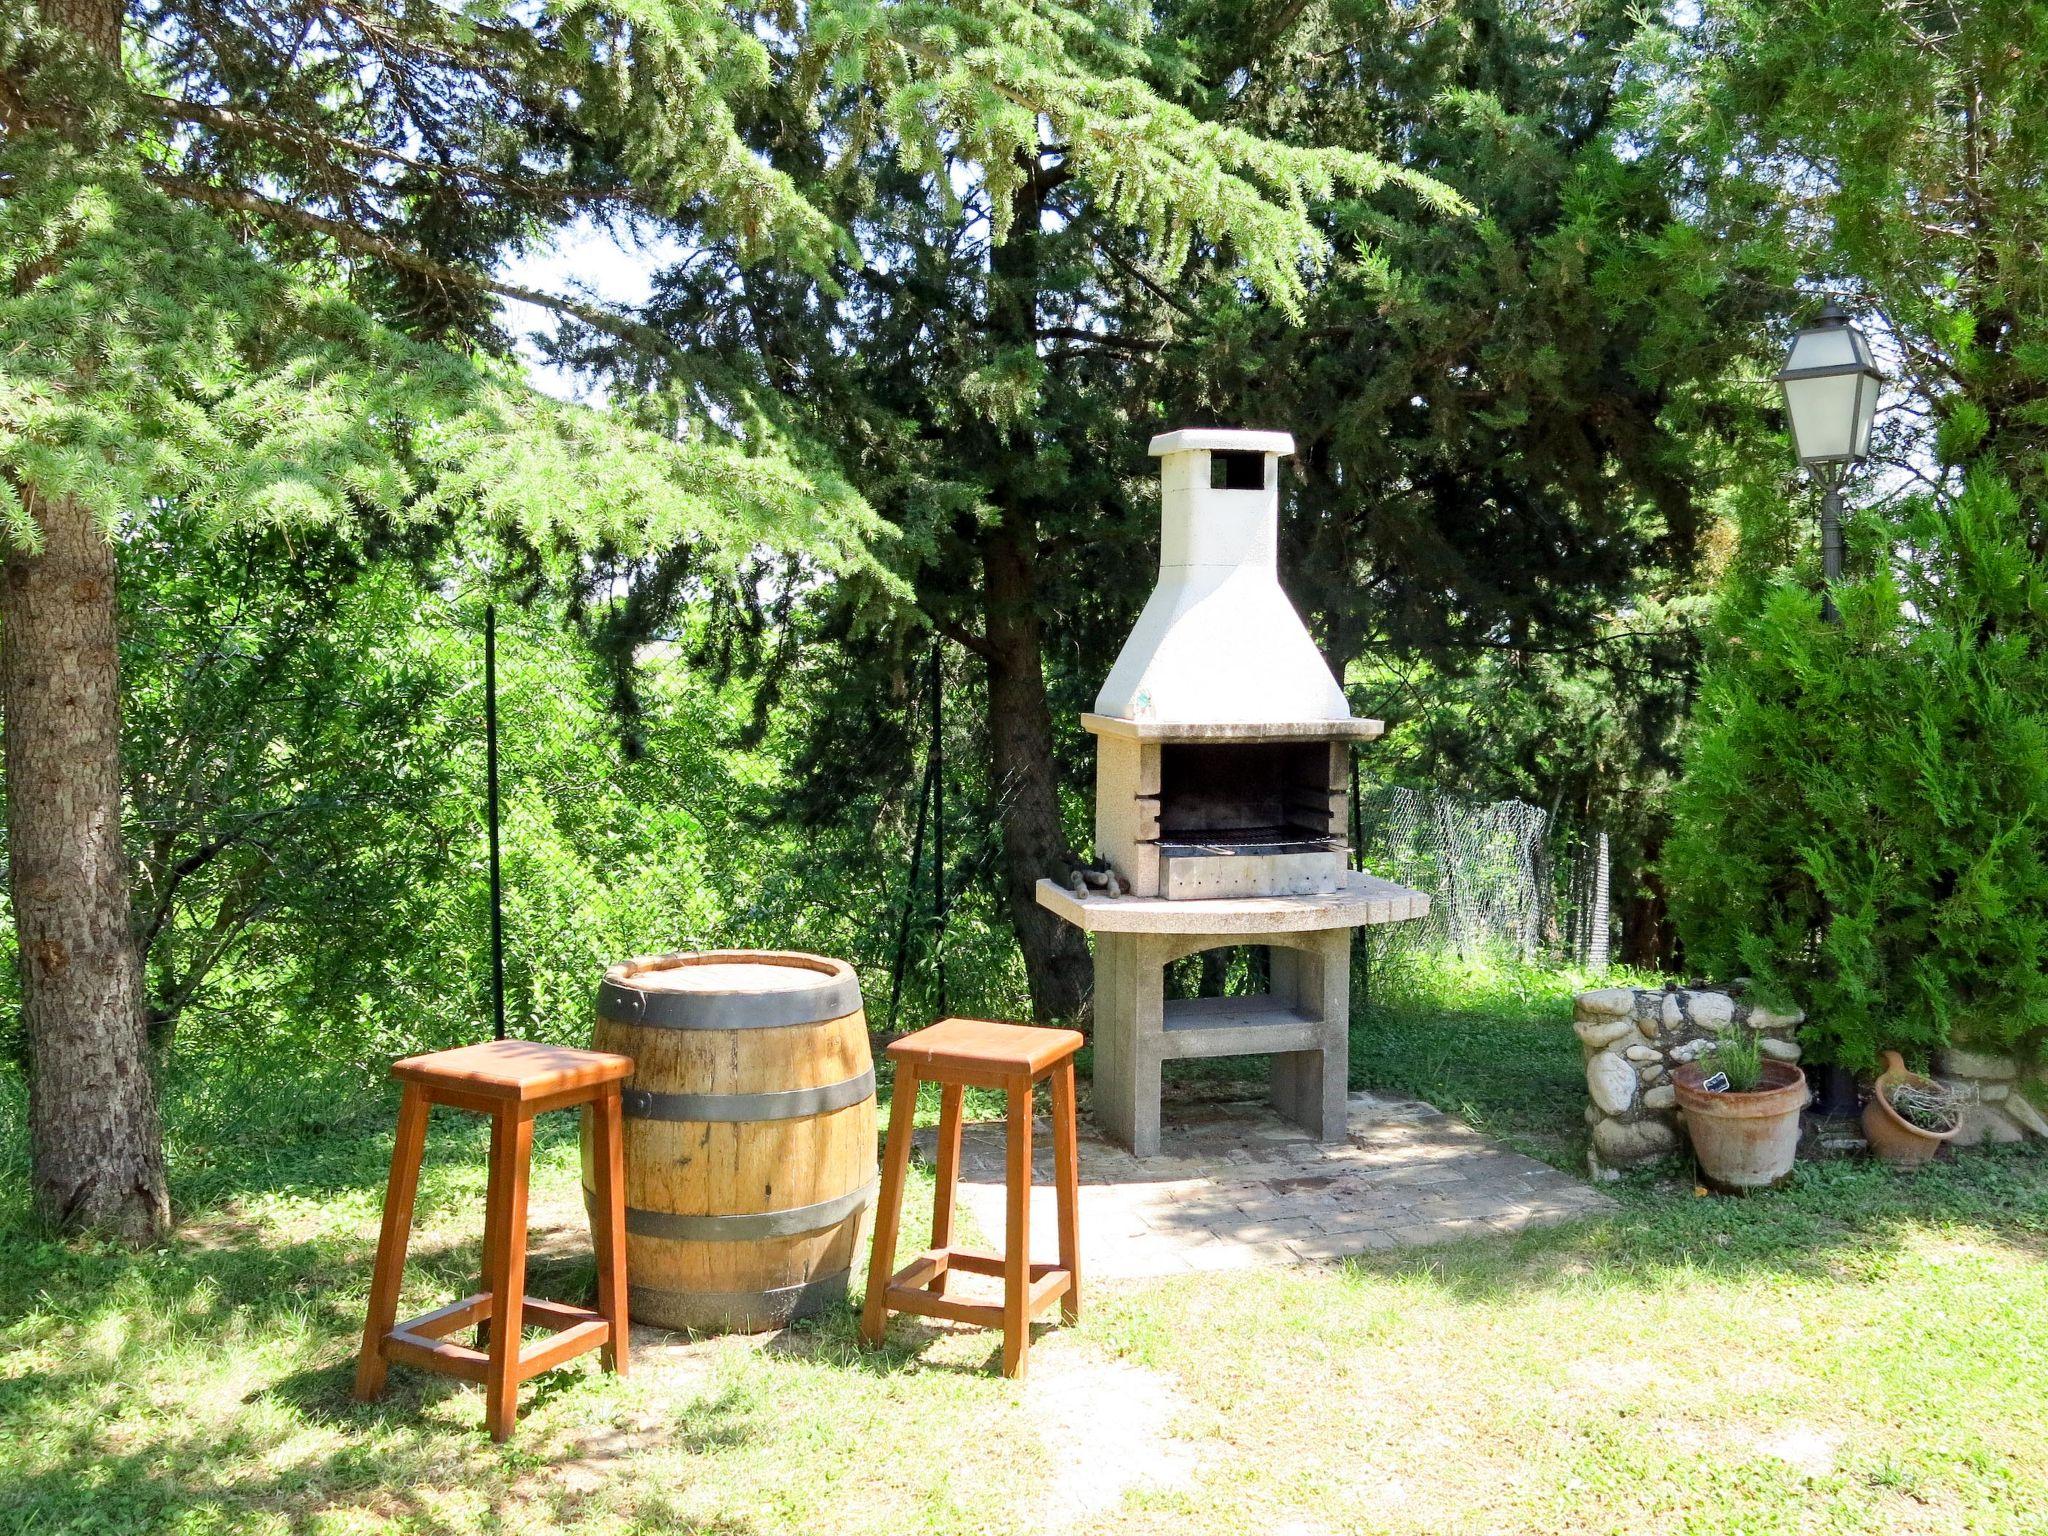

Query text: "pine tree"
[2, 0, 1454, 1235]
[542, 7, 1463, 1019]
[1143, 0, 1781, 966]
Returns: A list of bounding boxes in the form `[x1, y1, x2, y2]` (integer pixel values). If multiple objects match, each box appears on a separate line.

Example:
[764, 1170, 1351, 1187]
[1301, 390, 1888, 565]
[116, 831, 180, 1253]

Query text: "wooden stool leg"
[1001, 1079, 1034, 1379]
[484, 1107, 534, 1442]
[861, 1064, 919, 1346]
[589, 1086, 630, 1376]
[475, 1109, 507, 1350]
[929, 1082, 964, 1296]
[354, 1084, 431, 1401]
[1051, 1060, 1081, 1323]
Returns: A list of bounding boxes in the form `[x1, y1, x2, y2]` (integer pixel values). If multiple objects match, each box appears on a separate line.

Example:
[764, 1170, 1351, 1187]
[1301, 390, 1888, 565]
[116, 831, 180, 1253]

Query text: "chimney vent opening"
[1210, 450, 1266, 491]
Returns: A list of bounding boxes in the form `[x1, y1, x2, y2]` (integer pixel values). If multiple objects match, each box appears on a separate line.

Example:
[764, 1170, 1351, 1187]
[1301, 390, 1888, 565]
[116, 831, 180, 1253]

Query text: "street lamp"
[1774, 299, 1882, 621]
[1774, 298, 1883, 1122]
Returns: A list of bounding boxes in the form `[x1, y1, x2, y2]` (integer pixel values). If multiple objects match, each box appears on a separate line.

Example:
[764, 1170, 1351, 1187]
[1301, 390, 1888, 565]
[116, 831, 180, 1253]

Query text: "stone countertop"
[1080, 712, 1384, 742]
[1036, 870, 1429, 935]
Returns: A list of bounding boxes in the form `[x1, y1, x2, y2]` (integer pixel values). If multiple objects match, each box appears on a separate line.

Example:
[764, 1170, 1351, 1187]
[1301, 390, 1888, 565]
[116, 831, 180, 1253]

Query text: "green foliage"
[1682, 0, 2048, 504]
[1658, 0, 2048, 1070]
[0, 138, 892, 577]
[1667, 472, 2048, 1071]
[117, 519, 468, 1057]
[1140, 0, 1782, 963]
[0, 523, 1036, 1131]
[809, 0, 1465, 319]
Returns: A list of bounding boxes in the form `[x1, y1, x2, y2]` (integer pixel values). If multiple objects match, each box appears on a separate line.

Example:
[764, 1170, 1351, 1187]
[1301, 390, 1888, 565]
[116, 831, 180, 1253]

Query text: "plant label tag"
[1701, 1071, 1730, 1094]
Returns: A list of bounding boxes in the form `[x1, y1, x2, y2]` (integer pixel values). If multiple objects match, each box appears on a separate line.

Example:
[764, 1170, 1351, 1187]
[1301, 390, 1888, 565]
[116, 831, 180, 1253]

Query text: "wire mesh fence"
[1355, 784, 1610, 969]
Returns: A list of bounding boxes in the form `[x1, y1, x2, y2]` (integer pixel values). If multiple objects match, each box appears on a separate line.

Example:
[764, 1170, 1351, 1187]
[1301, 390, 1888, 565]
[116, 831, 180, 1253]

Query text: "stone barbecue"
[1039, 428, 1429, 1157]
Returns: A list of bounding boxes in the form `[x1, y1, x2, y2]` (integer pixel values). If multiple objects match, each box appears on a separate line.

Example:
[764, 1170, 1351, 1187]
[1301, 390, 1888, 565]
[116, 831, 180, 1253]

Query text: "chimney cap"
[1148, 428, 1295, 458]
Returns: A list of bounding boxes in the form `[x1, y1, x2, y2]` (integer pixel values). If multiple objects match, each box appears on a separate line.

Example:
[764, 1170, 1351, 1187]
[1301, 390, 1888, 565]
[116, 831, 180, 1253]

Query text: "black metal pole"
[929, 642, 948, 1017]
[885, 744, 935, 1034]
[1813, 470, 1861, 1115]
[1819, 476, 1844, 625]
[485, 602, 507, 1042]
[1349, 747, 1362, 871]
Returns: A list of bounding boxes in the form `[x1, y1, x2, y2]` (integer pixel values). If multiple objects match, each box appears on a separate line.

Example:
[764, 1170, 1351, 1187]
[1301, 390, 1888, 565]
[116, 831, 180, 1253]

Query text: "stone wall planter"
[1575, 985, 1804, 1178]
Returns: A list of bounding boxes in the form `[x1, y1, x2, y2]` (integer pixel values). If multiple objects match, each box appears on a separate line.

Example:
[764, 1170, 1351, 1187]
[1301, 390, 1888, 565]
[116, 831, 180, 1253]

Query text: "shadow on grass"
[0, 1217, 761, 1536]
[0, 1394, 768, 1536]
[12, 968, 2048, 1534]
[760, 1302, 1069, 1382]
[0, 1105, 648, 1533]
[1349, 995, 1587, 1166]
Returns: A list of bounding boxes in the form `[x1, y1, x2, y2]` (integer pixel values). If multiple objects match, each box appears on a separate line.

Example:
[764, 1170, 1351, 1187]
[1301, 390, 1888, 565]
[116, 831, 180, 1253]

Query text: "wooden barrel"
[582, 950, 876, 1333]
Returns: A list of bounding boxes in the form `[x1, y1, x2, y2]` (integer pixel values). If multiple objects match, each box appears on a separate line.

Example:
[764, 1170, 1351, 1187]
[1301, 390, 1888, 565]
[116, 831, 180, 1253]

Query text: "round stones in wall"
[1576, 985, 1804, 1179]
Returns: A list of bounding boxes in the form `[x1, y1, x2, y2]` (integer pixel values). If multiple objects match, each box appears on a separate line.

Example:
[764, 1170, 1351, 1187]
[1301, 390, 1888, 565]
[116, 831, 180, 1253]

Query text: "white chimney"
[1093, 429, 1354, 725]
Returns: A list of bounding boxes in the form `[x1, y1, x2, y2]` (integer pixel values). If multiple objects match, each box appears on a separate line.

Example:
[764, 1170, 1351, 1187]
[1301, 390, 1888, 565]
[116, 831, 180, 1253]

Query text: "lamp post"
[1774, 299, 1882, 1122]
[1774, 299, 1882, 621]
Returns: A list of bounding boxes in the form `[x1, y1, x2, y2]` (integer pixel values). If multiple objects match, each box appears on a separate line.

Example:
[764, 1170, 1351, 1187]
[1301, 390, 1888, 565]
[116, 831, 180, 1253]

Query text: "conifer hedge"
[1665, 472, 2048, 1071]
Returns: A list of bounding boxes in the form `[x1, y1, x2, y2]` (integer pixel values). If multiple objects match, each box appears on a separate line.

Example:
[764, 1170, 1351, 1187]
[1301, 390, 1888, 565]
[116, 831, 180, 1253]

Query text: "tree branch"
[1036, 325, 1163, 352]
[1099, 240, 1200, 322]
[150, 173, 682, 361]
[148, 94, 631, 209]
[932, 615, 995, 661]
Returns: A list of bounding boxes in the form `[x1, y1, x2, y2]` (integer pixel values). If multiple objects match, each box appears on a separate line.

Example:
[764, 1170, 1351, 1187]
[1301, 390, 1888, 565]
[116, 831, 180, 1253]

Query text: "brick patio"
[912, 1090, 1612, 1278]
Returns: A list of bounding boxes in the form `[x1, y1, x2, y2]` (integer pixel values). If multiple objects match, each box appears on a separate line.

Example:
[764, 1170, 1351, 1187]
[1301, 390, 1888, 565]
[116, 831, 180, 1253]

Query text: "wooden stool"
[860, 1017, 1084, 1378]
[353, 1039, 634, 1440]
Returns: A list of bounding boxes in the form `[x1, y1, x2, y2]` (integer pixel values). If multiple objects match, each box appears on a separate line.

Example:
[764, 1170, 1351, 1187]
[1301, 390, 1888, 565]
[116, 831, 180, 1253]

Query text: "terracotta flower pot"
[1861, 1050, 1960, 1168]
[1671, 1059, 1809, 1192]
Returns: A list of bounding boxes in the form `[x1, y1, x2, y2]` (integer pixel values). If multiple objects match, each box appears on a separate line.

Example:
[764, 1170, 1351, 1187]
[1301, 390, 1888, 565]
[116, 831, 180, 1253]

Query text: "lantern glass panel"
[1784, 325, 1862, 373]
[1850, 372, 1878, 459]
[1782, 371, 1863, 463]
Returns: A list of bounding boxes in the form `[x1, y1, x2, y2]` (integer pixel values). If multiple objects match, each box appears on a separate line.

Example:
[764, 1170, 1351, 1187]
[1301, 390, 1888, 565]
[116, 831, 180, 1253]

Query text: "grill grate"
[1157, 827, 1346, 858]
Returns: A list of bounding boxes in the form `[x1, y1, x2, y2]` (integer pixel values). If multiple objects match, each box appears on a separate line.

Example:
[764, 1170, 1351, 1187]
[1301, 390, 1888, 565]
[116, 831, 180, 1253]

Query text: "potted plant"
[1861, 1050, 1961, 1167]
[1671, 1028, 1809, 1192]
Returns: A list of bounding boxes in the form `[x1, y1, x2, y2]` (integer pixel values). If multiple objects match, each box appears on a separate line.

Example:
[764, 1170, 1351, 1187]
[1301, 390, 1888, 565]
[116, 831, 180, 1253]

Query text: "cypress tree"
[1668, 475, 2048, 1067]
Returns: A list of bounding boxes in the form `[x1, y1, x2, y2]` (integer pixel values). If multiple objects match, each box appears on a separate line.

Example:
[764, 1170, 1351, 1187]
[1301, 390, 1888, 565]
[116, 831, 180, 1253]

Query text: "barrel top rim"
[605, 949, 854, 997]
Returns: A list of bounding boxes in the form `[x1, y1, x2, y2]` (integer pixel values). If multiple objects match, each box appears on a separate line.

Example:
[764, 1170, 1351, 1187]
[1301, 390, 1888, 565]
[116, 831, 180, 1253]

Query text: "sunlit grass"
[5, 960, 2048, 1534]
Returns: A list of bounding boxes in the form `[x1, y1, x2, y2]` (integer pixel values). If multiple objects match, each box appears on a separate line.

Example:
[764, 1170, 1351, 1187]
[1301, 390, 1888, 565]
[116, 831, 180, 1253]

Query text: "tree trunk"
[2, 0, 167, 1239]
[968, 158, 1091, 1022]
[981, 519, 1092, 1021]
[1621, 835, 1679, 971]
[3, 486, 170, 1240]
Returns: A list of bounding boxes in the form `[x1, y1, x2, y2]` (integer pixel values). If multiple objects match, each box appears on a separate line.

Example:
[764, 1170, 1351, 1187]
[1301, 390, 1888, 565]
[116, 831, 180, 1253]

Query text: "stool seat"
[862, 1017, 1082, 1378]
[393, 1039, 633, 1102]
[887, 1017, 1084, 1083]
[355, 1039, 631, 1439]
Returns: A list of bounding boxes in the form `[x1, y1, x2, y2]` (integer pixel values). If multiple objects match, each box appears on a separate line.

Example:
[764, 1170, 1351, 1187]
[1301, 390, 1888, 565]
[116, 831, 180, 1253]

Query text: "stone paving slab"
[910, 1090, 1612, 1278]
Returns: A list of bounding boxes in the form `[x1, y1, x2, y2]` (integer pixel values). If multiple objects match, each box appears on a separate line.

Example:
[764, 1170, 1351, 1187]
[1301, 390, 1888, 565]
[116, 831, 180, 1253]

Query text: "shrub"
[1665, 471, 2048, 1072]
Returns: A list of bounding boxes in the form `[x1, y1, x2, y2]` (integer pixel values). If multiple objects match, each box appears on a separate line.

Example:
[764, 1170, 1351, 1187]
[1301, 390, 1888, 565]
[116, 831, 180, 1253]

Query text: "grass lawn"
[6, 958, 2048, 1535]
